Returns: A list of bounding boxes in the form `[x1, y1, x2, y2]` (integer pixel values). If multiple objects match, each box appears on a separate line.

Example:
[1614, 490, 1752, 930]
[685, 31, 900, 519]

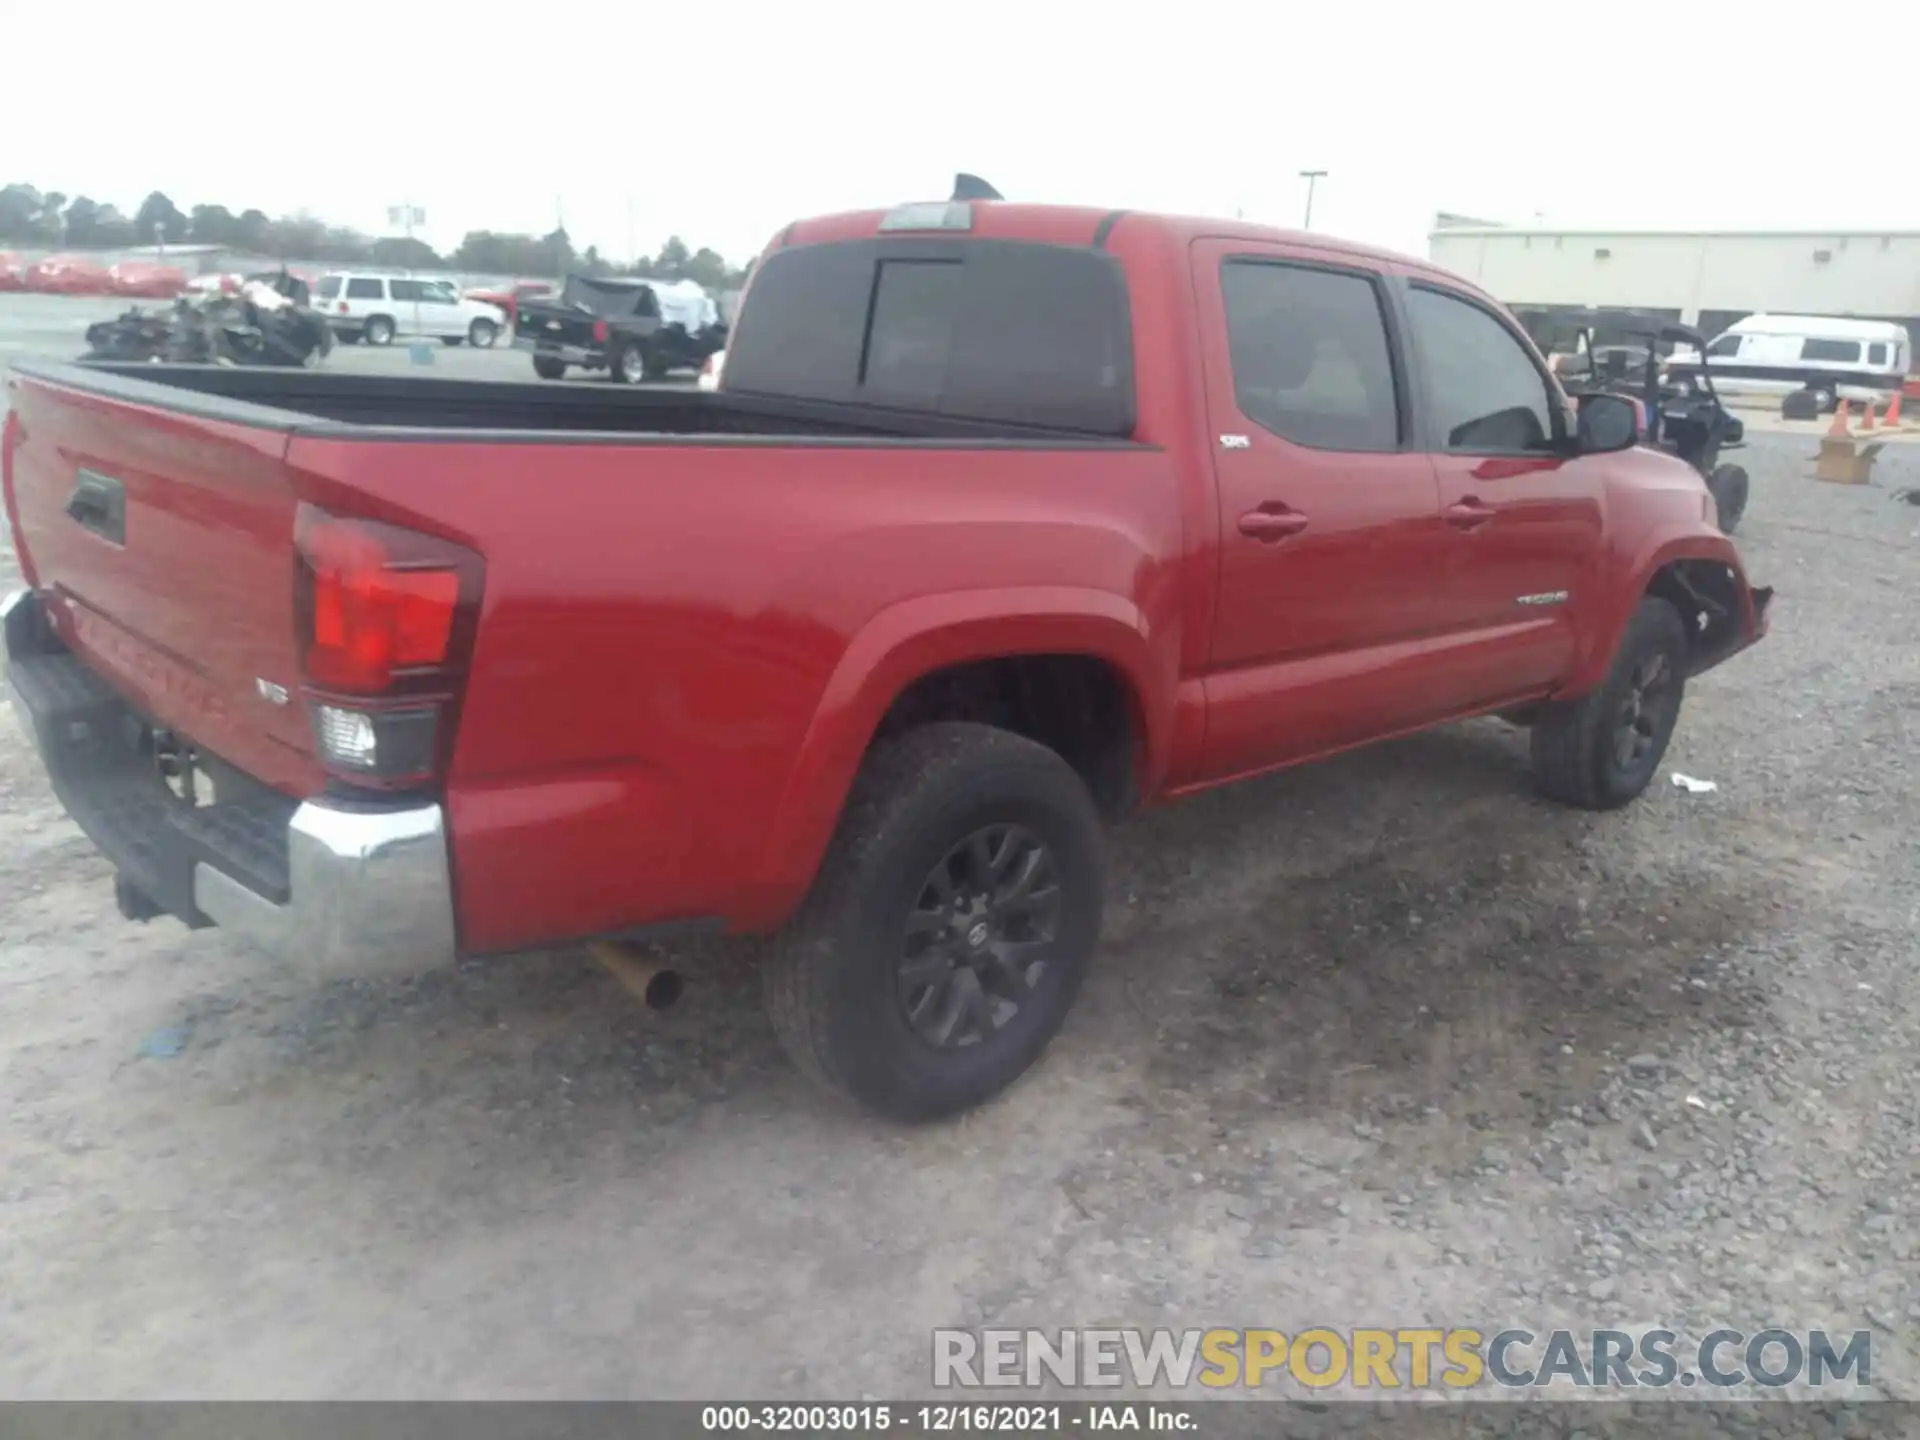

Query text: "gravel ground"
[1, 366, 1918, 1413]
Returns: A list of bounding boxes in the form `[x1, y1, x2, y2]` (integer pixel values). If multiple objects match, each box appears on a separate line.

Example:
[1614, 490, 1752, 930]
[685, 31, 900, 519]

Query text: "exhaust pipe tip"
[588, 941, 684, 1012]
[639, 968, 683, 1011]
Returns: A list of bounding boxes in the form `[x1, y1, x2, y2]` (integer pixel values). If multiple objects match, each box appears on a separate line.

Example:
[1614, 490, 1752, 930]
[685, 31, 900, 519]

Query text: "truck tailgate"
[514, 302, 598, 349]
[5, 373, 319, 795]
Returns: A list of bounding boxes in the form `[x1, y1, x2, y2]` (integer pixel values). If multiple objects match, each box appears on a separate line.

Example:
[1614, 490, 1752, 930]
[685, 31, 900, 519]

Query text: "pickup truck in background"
[461, 279, 555, 330]
[513, 273, 728, 383]
[2, 189, 1770, 1121]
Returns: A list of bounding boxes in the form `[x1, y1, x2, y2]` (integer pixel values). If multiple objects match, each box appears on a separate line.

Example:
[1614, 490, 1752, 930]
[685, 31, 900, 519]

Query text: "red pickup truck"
[2, 196, 1770, 1120]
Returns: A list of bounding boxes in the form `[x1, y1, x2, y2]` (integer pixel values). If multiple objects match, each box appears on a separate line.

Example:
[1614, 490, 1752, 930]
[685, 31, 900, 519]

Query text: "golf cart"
[1544, 310, 1749, 534]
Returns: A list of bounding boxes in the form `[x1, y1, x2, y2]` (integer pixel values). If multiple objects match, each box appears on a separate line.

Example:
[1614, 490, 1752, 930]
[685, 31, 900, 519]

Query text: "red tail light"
[337, 301, 349, 314]
[592, 319, 609, 344]
[293, 505, 484, 787]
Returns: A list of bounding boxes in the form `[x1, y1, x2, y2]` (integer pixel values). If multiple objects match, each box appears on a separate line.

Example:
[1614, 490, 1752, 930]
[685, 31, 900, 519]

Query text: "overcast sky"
[8, 0, 1911, 268]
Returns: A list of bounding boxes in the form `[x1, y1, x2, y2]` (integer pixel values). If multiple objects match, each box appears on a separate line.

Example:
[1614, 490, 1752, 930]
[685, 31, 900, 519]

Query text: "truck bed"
[26, 361, 1138, 447]
[3, 353, 1167, 954]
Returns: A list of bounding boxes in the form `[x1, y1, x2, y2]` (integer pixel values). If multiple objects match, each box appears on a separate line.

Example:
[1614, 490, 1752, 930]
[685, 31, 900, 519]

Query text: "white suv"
[316, 273, 508, 348]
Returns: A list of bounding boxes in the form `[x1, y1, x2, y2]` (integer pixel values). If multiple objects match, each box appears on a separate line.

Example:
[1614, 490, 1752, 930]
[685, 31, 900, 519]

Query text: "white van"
[1688, 315, 1910, 412]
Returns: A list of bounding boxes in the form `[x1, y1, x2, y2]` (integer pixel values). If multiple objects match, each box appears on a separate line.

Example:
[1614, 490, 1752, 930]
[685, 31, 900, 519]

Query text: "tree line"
[0, 184, 749, 287]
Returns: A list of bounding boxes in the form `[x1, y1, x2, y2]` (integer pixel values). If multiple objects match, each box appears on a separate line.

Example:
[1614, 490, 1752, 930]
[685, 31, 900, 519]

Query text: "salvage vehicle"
[107, 261, 190, 299]
[2, 182, 1771, 1121]
[316, 272, 507, 348]
[514, 273, 726, 382]
[462, 278, 555, 329]
[1547, 310, 1751, 534]
[80, 271, 333, 368]
[23, 253, 112, 295]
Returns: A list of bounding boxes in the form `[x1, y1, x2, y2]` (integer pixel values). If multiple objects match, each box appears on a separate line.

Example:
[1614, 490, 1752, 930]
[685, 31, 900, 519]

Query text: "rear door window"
[1802, 337, 1862, 363]
[345, 277, 384, 300]
[1405, 286, 1557, 454]
[1217, 260, 1400, 451]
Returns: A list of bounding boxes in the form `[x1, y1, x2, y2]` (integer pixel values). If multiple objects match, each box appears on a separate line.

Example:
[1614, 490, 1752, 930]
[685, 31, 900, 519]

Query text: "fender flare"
[1564, 526, 1746, 696]
[740, 586, 1175, 924]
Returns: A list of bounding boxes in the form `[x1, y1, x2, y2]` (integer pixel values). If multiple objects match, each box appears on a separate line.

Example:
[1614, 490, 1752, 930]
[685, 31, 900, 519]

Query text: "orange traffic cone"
[1827, 399, 1852, 437]
[1860, 398, 1879, 431]
[1886, 390, 1903, 426]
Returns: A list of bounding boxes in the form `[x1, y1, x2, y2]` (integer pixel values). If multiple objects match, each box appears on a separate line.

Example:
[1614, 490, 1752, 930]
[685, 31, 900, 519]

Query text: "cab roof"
[774, 201, 1454, 283]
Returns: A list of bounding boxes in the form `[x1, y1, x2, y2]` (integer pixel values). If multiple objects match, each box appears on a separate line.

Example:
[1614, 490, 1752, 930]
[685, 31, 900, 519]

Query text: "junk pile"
[81, 269, 333, 368]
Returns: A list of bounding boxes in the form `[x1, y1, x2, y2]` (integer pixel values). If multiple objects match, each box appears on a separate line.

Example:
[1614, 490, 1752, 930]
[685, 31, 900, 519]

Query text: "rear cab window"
[345, 277, 385, 300]
[1405, 285, 1558, 453]
[723, 237, 1134, 435]
[1217, 259, 1401, 451]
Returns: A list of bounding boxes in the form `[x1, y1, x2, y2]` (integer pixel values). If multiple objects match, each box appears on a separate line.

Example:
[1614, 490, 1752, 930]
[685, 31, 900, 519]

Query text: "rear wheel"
[532, 355, 566, 380]
[1530, 597, 1689, 810]
[762, 723, 1105, 1121]
[611, 340, 648, 384]
[1708, 463, 1749, 534]
[468, 318, 498, 348]
[363, 315, 396, 347]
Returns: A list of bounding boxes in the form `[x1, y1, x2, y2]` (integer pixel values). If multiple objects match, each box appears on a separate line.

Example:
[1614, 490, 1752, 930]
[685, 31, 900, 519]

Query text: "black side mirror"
[1576, 392, 1640, 454]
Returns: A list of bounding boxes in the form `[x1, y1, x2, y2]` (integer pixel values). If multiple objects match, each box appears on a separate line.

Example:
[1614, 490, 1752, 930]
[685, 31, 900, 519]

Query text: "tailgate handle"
[66, 468, 127, 545]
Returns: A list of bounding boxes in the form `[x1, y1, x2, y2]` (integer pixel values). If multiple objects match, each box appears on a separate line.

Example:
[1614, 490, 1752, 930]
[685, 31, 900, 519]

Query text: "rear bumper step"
[3, 587, 457, 978]
[512, 337, 608, 367]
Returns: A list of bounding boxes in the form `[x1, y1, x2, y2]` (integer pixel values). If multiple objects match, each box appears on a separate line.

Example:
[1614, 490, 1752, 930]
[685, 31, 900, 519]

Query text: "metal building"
[1428, 215, 1920, 348]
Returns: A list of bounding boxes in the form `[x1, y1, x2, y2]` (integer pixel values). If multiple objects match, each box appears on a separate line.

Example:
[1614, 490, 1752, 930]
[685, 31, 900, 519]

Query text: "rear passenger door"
[1402, 282, 1604, 705]
[1193, 241, 1451, 782]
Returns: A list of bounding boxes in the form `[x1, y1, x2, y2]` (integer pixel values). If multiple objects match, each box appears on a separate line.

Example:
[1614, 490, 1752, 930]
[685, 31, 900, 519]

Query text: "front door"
[418, 283, 463, 337]
[1399, 282, 1604, 710]
[1193, 241, 1449, 784]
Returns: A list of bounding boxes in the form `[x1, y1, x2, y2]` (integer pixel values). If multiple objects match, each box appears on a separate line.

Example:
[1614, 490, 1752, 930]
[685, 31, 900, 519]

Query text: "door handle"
[65, 469, 127, 545]
[1445, 498, 1494, 531]
[1238, 506, 1310, 542]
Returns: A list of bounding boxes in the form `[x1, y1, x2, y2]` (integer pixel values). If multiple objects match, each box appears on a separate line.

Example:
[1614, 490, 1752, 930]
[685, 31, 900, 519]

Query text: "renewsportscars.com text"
[932, 1327, 1872, 1391]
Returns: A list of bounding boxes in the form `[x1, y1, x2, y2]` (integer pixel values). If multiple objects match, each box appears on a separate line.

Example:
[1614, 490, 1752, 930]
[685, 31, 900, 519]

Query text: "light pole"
[1299, 169, 1327, 230]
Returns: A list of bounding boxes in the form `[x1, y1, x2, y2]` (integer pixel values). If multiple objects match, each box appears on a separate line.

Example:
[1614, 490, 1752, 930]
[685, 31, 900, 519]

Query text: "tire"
[1530, 597, 1689, 811]
[1708, 463, 1749, 535]
[468, 318, 498, 349]
[363, 315, 396, 347]
[532, 355, 566, 380]
[610, 340, 648, 384]
[762, 722, 1105, 1122]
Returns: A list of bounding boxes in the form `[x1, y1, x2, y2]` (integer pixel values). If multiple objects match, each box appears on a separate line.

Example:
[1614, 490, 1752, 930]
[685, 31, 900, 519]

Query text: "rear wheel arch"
[746, 595, 1172, 926]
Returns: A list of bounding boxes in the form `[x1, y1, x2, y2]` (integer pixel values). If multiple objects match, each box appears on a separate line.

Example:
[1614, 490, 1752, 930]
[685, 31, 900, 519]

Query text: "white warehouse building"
[1427, 215, 1920, 354]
